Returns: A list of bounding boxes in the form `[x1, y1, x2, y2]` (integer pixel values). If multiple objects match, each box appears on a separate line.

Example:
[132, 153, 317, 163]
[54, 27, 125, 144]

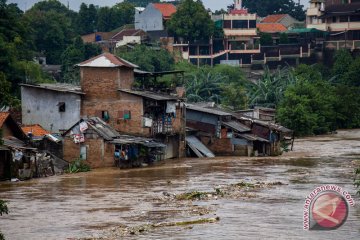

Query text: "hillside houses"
[135, 3, 176, 33]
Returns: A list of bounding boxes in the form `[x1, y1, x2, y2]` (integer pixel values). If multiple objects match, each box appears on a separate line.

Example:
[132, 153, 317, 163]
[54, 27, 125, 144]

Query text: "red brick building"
[63, 53, 186, 163]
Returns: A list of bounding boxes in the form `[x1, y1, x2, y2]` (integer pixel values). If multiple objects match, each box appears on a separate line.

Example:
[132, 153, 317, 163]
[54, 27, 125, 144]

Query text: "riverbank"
[0, 129, 360, 239]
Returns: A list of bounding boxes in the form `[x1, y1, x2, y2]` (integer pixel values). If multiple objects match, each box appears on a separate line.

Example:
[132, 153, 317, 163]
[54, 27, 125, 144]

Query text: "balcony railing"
[324, 40, 360, 50]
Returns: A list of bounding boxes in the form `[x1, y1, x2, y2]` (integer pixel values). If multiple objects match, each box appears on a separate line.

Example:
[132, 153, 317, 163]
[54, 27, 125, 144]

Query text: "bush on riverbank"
[0, 200, 9, 240]
[66, 158, 91, 173]
[355, 168, 360, 195]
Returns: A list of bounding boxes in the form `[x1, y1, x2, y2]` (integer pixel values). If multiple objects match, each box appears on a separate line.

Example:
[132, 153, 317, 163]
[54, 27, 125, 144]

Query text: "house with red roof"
[135, 3, 176, 32]
[256, 23, 288, 34]
[261, 14, 302, 29]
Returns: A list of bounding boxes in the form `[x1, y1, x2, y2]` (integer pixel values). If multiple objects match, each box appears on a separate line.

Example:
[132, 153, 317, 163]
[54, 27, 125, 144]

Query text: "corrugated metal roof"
[186, 135, 215, 158]
[234, 115, 292, 133]
[20, 83, 84, 95]
[119, 89, 180, 101]
[110, 135, 166, 148]
[222, 121, 250, 133]
[238, 133, 269, 142]
[186, 104, 231, 116]
[2, 136, 37, 150]
[86, 117, 121, 141]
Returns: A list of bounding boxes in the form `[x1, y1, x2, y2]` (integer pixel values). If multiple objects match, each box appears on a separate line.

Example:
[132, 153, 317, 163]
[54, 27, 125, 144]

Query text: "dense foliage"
[0, 199, 8, 240]
[61, 36, 101, 84]
[167, 0, 215, 42]
[243, 0, 305, 21]
[0, 0, 51, 108]
[119, 45, 175, 73]
[67, 158, 91, 173]
[180, 63, 248, 110]
[355, 168, 360, 195]
[275, 52, 360, 136]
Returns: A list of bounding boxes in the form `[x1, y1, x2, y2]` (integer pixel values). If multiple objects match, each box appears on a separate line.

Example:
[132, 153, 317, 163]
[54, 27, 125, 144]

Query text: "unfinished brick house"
[77, 52, 186, 159]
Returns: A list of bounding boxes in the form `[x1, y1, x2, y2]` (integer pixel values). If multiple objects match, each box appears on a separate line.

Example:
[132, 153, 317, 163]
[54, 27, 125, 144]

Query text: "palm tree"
[186, 68, 224, 103]
[248, 66, 297, 108]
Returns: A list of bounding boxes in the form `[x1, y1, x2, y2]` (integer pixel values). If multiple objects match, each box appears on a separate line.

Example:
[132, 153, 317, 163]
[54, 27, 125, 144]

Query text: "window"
[118, 110, 131, 120]
[102, 111, 110, 121]
[58, 102, 65, 112]
[332, 16, 337, 23]
[339, 16, 348, 22]
[80, 145, 87, 160]
[232, 20, 248, 29]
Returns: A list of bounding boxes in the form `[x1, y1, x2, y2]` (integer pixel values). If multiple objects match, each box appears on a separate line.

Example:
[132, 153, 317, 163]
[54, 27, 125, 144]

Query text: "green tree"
[342, 57, 360, 87]
[167, 0, 215, 42]
[212, 64, 248, 110]
[0, 199, 8, 240]
[279, 33, 289, 44]
[119, 44, 174, 72]
[277, 78, 336, 136]
[355, 168, 360, 195]
[77, 3, 97, 35]
[124, 0, 160, 7]
[0, 72, 19, 108]
[243, 0, 305, 21]
[259, 32, 273, 46]
[96, 3, 135, 32]
[186, 67, 223, 103]
[61, 36, 101, 84]
[331, 49, 352, 84]
[25, 1, 76, 64]
[248, 66, 296, 108]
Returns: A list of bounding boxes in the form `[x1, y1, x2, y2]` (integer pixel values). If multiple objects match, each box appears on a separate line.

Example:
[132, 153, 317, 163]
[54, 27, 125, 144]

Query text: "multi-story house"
[21, 53, 186, 167]
[307, 0, 360, 49]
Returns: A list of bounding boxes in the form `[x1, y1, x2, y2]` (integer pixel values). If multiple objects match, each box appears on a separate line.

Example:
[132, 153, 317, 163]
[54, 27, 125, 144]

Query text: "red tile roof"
[257, 23, 287, 33]
[22, 124, 50, 137]
[261, 14, 287, 23]
[152, 3, 176, 19]
[0, 112, 9, 128]
[77, 52, 138, 68]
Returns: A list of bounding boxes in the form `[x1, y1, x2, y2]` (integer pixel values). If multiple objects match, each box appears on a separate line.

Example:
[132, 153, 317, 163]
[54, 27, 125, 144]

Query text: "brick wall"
[80, 66, 150, 136]
[119, 67, 134, 89]
[63, 137, 115, 168]
[81, 67, 121, 100]
[199, 136, 234, 156]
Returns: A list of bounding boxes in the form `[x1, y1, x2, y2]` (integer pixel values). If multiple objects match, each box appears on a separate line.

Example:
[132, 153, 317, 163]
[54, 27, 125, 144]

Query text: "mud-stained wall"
[63, 137, 115, 168]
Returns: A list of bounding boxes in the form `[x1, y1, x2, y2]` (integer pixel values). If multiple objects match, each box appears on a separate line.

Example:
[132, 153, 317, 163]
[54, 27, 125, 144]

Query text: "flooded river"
[1, 129, 360, 239]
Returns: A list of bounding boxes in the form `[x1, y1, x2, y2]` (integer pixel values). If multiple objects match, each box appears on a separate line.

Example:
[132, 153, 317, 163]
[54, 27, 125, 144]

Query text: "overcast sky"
[9, 0, 310, 12]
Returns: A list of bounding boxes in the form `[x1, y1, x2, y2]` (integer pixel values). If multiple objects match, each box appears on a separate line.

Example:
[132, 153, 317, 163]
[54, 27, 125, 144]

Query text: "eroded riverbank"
[1, 129, 360, 239]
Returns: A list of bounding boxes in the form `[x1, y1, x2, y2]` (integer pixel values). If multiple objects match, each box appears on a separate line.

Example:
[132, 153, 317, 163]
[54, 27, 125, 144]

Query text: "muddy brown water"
[1, 129, 360, 239]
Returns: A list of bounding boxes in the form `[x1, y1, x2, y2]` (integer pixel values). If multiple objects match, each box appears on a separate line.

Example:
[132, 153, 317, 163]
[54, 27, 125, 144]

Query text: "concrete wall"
[135, 4, 164, 31]
[21, 87, 81, 133]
